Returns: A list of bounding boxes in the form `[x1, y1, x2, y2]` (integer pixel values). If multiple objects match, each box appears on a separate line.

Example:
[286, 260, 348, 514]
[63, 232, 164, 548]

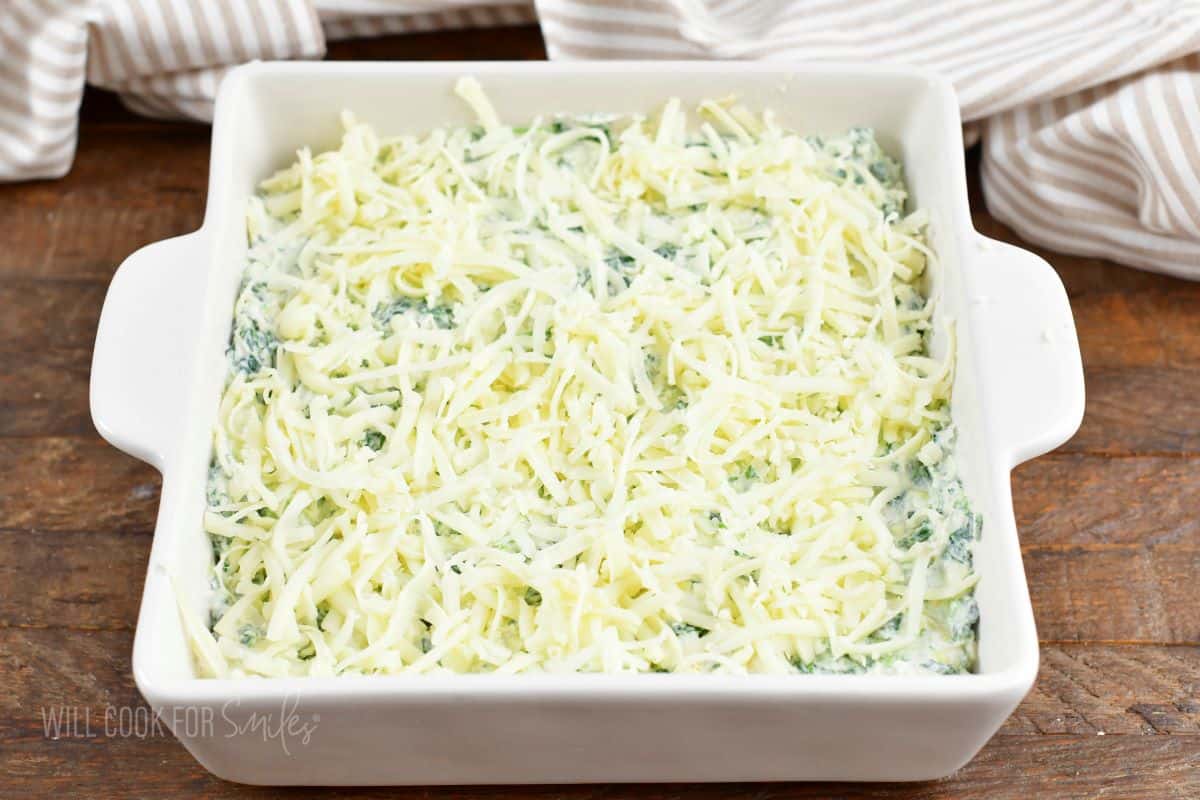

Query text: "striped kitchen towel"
[4, 1, 1200, 278]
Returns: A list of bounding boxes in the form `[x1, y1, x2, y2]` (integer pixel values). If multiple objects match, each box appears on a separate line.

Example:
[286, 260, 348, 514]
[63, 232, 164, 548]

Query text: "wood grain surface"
[0, 26, 1196, 799]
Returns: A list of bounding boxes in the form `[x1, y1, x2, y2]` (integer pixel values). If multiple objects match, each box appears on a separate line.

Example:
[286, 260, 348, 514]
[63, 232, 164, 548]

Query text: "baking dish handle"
[969, 235, 1085, 466]
[90, 231, 208, 472]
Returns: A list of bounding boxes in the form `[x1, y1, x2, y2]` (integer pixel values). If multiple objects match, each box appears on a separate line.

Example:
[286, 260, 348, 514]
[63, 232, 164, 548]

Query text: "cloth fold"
[4, 0, 1200, 278]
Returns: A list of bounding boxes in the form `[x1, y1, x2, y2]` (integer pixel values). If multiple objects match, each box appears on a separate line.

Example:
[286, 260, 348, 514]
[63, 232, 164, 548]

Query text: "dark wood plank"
[1013, 454, 1200, 547]
[0, 729, 1195, 798]
[0, 128, 208, 282]
[0, 349, 94, 437]
[0, 281, 105, 349]
[1066, 282, 1200, 368]
[323, 25, 547, 62]
[0, 438, 160, 532]
[0, 530, 146, 631]
[1067, 367, 1200, 455]
[1023, 544, 1200, 644]
[0, 630, 142, 736]
[1003, 644, 1200, 735]
[0, 193, 205, 282]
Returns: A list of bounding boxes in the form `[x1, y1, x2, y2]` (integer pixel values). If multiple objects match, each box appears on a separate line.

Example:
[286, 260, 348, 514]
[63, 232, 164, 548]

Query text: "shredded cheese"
[197, 79, 980, 678]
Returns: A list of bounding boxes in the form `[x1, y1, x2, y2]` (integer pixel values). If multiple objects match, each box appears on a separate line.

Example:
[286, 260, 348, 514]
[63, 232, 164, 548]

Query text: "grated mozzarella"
[194, 79, 981, 678]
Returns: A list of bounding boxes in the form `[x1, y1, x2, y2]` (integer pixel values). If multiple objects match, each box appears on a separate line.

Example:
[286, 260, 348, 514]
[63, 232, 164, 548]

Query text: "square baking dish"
[90, 61, 1084, 785]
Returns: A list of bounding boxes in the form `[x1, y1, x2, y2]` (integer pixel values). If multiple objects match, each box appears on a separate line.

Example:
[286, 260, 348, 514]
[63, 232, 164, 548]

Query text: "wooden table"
[2, 26, 1197, 799]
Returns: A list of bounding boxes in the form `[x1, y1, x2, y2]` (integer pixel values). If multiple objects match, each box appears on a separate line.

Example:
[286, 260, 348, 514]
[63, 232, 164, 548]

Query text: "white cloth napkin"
[5, 0, 1200, 278]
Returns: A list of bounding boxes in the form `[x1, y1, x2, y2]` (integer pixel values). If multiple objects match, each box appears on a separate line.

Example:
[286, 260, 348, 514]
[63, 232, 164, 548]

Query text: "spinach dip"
[192, 79, 981, 678]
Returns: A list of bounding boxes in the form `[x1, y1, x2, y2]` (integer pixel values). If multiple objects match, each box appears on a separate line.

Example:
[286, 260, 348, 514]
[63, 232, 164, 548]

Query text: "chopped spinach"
[238, 624, 261, 647]
[944, 520, 976, 566]
[643, 352, 660, 381]
[908, 460, 932, 487]
[374, 297, 455, 330]
[789, 654, 868, 675]
[871, 613, 903, 642]
[949, 597, 979, 641]
[306, 495, 338, 524]
[729, 462, 758, 491]
[229, 318, 277, 375]
[671, 622, 710, 638]
[362, 429, 386, 451]
[789, 655, 816, 674]
[604, 252, 637, 294]
[209, 533, 227, 563]
[899, 521, 934, 550]
[205, 462, 228, 507]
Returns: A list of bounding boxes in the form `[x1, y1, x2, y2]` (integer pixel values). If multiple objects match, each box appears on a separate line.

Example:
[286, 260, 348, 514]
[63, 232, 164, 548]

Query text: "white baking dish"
[90, 61, 1084, 785]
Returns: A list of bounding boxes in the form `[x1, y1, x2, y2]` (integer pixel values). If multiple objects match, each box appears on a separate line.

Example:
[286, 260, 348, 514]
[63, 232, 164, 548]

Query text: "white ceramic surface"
[90, 61, 1085, 785]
